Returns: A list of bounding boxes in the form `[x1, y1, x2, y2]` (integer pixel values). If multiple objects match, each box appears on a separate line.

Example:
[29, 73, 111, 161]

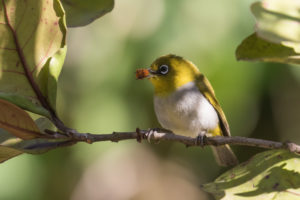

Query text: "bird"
[137, 54, 238, 167]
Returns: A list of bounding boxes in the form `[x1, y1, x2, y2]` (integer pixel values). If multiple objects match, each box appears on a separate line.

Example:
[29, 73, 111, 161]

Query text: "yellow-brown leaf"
[0, 99, 43, 139]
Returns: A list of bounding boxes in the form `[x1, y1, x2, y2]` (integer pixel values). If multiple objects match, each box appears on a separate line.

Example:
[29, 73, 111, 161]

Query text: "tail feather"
[211, 145, 238, 167]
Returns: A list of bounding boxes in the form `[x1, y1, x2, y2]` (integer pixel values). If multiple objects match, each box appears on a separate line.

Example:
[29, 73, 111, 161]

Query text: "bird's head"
[144, 54, 200, 96]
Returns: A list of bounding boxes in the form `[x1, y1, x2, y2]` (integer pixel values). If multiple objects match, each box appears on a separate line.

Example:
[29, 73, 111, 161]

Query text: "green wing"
[196, 73, 231, 136]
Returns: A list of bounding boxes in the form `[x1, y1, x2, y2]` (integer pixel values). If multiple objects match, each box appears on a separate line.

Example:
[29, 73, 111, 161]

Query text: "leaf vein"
[0, 47, 16, 51]
[21, 25, 38, 51]
[2, 69, 25, 75]
[0, 121, 43, 138]
[1, 0, 54, 115]
[15, 0, 27, 31]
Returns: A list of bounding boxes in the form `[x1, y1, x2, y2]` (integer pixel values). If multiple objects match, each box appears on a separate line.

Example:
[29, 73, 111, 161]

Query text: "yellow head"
[147, 54, 200, 96]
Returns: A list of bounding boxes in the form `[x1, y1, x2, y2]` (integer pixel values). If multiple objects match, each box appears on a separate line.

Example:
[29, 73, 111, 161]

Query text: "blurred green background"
[2, 0, 300, 199]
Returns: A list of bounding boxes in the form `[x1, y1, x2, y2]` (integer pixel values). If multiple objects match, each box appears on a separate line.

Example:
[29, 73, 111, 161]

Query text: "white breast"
[154, 81, 219, 137]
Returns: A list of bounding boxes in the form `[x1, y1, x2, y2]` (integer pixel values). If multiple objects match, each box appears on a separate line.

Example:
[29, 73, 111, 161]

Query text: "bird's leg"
[156, 128, 173, 134]
[196, 130, 207, 148]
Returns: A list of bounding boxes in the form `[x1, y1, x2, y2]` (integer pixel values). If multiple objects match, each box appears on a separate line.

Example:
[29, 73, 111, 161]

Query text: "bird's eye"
[159, 65, 169, 75]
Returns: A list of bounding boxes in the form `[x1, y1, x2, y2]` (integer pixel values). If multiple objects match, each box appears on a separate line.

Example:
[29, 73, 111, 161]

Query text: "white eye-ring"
[159, 65, 169, 75]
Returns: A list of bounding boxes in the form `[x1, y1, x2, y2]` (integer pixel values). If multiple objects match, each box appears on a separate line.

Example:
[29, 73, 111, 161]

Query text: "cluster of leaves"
[0, 0, 113, 162]
[236, 0, 300, 65]
[205, 0, 300, 199]
[1, 0, 300, 199]
[203, 150, 300, 199]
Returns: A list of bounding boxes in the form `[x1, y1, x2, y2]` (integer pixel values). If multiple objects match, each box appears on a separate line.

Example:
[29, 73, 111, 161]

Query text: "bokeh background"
[1, 0, 300, 199]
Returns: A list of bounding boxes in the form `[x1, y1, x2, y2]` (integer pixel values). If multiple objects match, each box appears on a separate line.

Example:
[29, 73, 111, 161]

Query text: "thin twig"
[44, 129, 300, 153]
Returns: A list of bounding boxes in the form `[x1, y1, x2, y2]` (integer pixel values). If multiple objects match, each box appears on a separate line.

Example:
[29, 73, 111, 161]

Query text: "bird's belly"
[154, 82, 219, 137]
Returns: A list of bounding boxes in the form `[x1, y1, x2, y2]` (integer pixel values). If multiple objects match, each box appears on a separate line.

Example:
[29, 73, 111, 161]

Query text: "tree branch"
[44, 129, 300, 154]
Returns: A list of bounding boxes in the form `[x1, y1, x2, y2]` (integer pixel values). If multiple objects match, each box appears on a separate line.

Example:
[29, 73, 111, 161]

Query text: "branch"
[44, 129, 300, 153]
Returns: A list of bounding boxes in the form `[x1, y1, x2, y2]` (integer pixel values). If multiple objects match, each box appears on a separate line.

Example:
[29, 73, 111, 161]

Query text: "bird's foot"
[145, 128, 163, 144]
[196, 133, 207, 148]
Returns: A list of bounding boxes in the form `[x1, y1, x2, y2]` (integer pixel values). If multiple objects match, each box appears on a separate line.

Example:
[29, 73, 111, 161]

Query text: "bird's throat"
[151, 74, 196, 97]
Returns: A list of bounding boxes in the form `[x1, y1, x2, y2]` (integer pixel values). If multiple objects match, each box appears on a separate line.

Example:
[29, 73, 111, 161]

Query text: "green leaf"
[0, 0, 67, 117]
[251, 0, 300, 53]
[35, 117, 56, 133]
[202, 150, 300, 200]
[61, 0, 114, 27]
[37, 46, 67, 109]
[251, 0, 300, 44]
[236, 33, 300, 65]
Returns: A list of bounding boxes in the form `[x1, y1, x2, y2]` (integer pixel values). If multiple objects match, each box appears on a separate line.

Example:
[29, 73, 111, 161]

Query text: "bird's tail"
[211, 145, 238, 167]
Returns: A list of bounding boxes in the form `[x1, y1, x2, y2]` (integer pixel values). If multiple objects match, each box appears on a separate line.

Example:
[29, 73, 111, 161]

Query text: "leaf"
[4, 135, 74, 155]
[0, 145, 22, 163]
[202, 150, 300, 200]
[0, 147, 22, 162]
[0, 0, 67, 117]
[251, 0, 300, 54]
[37, 46, 67, 109]
[0, 115, 72, 163]
[0, 128, 74, 163]
[0, 99, 65, 163]
[0, 99, 44, 139]
[61, 0, 114, 27]
[236, 33, 300, 65]
[35, 117, 56, 133]
[251, 0, 300, 44]
[236, 0, 300, 65]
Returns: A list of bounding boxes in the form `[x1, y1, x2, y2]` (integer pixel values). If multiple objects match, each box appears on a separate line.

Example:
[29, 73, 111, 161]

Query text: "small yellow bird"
[138, 54, 238, 166]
